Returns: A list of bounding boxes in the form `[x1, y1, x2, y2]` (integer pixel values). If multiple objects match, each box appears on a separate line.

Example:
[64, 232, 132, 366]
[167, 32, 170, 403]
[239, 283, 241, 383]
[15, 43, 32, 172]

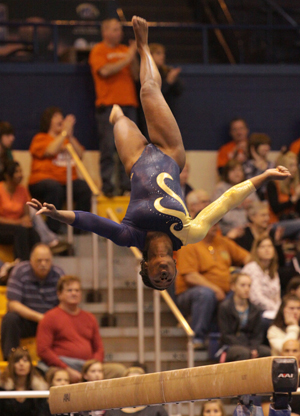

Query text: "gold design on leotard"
[154, 173, 192, 245]
[154, 175, 256, 247]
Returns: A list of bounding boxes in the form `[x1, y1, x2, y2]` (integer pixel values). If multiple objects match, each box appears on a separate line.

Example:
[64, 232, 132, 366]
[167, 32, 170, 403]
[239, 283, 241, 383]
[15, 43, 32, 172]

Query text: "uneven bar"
[49, 357, 298, 414]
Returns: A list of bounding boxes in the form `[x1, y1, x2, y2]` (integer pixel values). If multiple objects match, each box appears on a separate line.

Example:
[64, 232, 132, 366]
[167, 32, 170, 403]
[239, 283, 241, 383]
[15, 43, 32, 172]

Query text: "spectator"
[281, 338, 300, 360]
[43, 367, 70, 416]
[267, 151, 300, 239]
[1, 243, 64, 360]
[286, 277, 300, 298]
[176, 223, 250, 349]
[218, 273, 270, 362]
[243, 133, 274, 201]
[217, 118, 249, 175]
[82, 359, 104, 382]
[105, 366, 168, 416]
[36, 275, 126, 383]
[200, 400, 225, 416]
[212, 160, 258, 236]
[186, 189, 210, 219]
[242, 235, 281, 325]
[267, 294, 300, 355]
[28, 106, 91, 233]
[179, 161, 193, 200]
[89, 18, 139, 197]
[290, 135, 300, 159]
[0, 347, 48, 416]
[0, 160, 40, 260]
[46, 367, 70, 387]
[0, 258, 19, 286]
[149, 43, 183, 108]
[0, 121, 14, 181]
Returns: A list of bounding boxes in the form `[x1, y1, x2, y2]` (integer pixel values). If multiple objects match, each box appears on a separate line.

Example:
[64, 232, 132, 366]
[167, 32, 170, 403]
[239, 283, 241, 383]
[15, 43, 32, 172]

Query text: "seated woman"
[0, 160, 40, 260]
[28, 17, 290, 291]
[212, 159, 258, 236]
[218, 273, 270, 362]
[242, 235, 281, 325]
[267, 294, 300, 355]
[28, 106, 91, 234]
[0, 347, 48, 416]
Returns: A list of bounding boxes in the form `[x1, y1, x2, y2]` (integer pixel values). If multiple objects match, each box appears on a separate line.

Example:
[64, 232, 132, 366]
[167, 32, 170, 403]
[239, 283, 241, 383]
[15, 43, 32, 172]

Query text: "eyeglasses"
[10, 346, 28, 353]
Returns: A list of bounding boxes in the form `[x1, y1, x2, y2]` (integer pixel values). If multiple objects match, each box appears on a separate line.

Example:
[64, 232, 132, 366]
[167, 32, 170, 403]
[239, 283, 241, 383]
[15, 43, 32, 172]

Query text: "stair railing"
[66, 143, 100, 295]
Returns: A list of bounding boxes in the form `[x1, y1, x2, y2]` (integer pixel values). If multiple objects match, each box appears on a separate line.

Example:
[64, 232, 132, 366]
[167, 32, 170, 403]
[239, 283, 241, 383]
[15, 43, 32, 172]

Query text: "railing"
[1, 20, 300, 64]
[66, 143, 100, 294]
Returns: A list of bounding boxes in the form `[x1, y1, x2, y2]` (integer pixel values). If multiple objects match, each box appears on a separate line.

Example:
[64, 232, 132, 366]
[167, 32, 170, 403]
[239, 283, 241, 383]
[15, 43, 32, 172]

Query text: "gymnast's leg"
[110, 105, 148, 177]
[132, 16, 186, 171]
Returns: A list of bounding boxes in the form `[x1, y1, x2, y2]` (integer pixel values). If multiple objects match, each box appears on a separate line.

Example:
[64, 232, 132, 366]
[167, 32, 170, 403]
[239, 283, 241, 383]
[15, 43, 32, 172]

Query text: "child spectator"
[267, 294, 300, 355]
[242, 235, 281, 324]
[46, 367, 70, 387]
[82, 360, 104, 382]
[218, 273, 270, 362]
[0, 347, 48, 416]
[200, 400, 226, 416]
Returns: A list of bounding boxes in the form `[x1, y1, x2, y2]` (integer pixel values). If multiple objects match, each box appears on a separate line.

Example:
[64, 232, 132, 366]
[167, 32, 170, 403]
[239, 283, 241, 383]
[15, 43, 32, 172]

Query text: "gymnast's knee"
[140, 79, 161, 98]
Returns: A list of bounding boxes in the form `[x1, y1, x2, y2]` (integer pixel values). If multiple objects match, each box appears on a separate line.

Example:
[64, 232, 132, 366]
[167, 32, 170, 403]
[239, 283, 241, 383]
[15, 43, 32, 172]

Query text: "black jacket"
[218, 296, 263, 349]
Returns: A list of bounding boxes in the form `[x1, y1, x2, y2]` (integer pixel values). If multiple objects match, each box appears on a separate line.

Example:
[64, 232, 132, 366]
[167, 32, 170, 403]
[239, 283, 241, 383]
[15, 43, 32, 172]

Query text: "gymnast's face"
[146, 234, 176, 289]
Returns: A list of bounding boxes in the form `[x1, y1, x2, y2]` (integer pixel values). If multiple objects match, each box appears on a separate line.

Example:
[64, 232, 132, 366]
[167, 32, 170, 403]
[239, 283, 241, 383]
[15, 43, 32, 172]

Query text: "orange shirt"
[175, 235, 249, 295]
[0, 182, 30, 220]
[89, 42, 138, 107]
[290, 138, 300, 156]
[216, 140, 247, 168]
[29, 133, 78, 185]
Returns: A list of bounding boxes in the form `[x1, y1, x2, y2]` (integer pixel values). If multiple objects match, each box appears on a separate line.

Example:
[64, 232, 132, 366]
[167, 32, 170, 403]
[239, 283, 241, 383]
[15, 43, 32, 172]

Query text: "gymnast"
[28, 16, 290, 291]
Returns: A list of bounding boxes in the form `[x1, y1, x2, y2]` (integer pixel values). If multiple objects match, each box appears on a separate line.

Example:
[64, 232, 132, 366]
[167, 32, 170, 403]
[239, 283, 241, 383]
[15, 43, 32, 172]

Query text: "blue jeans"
[176, 286, 217, 342]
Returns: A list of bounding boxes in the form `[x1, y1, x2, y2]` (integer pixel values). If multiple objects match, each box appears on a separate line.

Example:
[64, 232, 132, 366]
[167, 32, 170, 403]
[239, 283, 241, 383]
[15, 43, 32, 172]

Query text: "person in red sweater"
[36, 275, 126, 382]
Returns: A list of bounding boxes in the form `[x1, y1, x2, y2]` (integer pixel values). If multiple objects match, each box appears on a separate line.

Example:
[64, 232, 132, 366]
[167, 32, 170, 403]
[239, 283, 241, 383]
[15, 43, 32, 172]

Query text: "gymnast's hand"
[266, 165, 291, 180]
[27, 198, 58, 218]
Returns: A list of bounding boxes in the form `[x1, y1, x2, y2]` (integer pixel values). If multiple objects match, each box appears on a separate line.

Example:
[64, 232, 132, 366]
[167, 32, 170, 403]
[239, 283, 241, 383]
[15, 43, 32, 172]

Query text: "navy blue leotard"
[73, 144, 186, 251]
[72, 144, 255, 251]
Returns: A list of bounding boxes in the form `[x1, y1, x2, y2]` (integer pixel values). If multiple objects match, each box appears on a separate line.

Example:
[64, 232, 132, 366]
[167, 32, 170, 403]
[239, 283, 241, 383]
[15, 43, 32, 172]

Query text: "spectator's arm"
[184, 272, 225, 301]
[248, 310, 264, 349]
[44, 131, 68, 157]
[7, 300, 43, 322]
[98, 44, 136, 78]
[68, 136, 84, 159]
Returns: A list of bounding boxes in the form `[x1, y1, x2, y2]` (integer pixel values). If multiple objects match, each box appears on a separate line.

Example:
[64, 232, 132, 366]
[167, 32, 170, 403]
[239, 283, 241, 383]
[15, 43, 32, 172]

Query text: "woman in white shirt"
[242, 235, 281, 323]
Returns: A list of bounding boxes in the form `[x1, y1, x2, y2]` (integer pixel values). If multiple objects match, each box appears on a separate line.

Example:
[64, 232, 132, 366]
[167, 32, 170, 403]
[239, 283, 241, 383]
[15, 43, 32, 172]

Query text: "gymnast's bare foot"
[109, 105, 124, 125]
[132, 16, 148, 50]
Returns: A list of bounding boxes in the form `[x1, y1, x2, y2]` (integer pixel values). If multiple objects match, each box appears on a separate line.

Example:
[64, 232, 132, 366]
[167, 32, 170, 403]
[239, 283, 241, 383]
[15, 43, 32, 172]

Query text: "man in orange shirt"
[217, 118, 249, 175]
[175, 223, 251, 349]
[89, 18, 139, 197]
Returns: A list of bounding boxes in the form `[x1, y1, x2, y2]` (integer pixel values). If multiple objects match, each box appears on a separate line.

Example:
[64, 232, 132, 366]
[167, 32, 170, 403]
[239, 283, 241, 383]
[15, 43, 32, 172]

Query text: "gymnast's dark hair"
[40, 106, 63, 133]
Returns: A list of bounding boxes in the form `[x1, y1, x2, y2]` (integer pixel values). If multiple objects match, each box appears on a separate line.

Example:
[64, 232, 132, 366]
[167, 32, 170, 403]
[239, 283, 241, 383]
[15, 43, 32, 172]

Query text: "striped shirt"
[7, 261, 64, 313]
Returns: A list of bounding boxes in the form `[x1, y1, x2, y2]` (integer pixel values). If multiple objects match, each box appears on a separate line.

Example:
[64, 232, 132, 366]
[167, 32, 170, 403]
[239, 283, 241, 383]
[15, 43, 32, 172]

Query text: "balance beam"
[49, 357, 298, 414]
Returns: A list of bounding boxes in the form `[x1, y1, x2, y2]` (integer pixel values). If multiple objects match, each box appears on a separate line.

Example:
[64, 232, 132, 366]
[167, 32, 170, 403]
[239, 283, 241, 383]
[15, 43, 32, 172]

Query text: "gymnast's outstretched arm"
[185, 166, 291, 245]
[26, 199, 134, 247]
